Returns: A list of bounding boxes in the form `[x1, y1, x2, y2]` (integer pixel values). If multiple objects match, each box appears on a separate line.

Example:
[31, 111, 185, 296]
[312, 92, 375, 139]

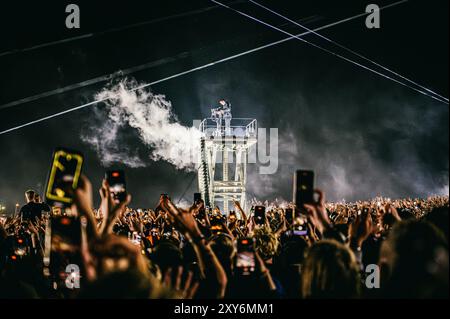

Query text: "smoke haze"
[81, 77, 449, 205]
[82, 79, 201, 171]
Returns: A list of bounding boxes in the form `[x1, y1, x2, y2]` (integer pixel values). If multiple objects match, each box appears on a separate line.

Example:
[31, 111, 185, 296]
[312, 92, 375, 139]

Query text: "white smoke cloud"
[82, 79, 201, 171]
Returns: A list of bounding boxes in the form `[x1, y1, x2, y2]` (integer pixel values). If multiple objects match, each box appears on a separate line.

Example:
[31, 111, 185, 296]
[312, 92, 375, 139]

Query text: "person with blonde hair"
[253, 226, 280, 262]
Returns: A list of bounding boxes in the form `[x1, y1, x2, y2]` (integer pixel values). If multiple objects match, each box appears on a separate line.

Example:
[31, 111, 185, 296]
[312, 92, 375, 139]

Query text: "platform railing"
[199, 118, 258, 138]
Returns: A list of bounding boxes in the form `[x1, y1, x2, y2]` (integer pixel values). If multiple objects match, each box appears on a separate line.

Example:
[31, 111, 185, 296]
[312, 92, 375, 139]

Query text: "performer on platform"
[211, 99, 232, 136]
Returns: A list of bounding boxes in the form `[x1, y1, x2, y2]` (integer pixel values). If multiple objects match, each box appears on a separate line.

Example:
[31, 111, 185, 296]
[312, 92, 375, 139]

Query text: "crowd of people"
[0, 175, 448, 299]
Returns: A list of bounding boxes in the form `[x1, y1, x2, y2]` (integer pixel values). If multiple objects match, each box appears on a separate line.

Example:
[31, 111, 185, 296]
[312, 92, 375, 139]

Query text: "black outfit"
[19, 202, 50, 221]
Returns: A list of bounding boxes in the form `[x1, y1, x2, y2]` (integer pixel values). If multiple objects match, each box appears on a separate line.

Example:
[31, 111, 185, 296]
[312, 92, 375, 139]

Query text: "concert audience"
[0, 173, 448, 299]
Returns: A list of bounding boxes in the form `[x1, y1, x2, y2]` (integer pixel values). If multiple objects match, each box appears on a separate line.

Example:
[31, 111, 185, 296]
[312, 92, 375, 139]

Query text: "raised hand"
[303, 189, 332, 235]
[254, 251, 276, 291]
[97, 179, 131, 236]
[160, 197, 202, 239]
[306, 222, 319, 244]
[72, 175, 99, 238]
[384, 202, 402, 221]
[234, 200, 249, 224]
[130, 214, 144, 235]
[27, 220, 39, 236]
[348, 208, 373, 248]
[275, 213, 287, 236]
[162, 266, 200, 299]
[73, 175, 93, 215]
[161, 196, 228, 298]
[80, 216, 97, 282]
[98, 179, 110, 230]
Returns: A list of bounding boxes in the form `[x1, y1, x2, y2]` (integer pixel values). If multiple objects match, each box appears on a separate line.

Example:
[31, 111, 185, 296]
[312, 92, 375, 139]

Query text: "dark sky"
[0, 0, 448, 211]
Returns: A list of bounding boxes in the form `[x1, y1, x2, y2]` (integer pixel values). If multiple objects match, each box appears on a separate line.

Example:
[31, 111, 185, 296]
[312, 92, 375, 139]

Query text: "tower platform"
[198, 117, 257, 214]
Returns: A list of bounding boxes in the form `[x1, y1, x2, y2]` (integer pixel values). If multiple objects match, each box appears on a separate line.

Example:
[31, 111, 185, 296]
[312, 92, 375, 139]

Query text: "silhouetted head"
[24, 190, 36, 203]
[151, 239, 183, 275]
[301, 240, 361, 299]
[210, 233, 235, 274]
[380, 220, 448, 298]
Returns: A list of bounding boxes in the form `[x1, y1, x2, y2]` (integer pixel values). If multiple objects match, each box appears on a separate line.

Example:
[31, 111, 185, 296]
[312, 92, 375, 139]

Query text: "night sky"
[0, 0, 448, 212]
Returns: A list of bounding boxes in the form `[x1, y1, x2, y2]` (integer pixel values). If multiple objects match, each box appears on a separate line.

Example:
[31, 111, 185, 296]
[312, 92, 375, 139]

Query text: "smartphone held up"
[293, 170, 314, 208]
[106, 170, 127, 204]
[45, 148, 84, 207]
[236, 237, 256, 276]
[43, 215, 82, 287]
[254, 205, 266, 226]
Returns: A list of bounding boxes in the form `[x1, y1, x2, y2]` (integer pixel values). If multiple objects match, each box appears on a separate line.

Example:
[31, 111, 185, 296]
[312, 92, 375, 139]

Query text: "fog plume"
[82, 79, 201, 171]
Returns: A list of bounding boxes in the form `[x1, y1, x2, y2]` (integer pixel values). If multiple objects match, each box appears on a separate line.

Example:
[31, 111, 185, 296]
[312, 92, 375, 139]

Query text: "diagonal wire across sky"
[0, 0, 445, 136]
[248, 0, 448, 103]
[210, 0, 448, 104]
[0, 1, 246, 58]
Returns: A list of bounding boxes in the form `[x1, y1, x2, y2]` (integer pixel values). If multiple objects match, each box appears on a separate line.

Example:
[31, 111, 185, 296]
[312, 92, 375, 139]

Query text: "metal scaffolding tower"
[198, 105, 257, 214]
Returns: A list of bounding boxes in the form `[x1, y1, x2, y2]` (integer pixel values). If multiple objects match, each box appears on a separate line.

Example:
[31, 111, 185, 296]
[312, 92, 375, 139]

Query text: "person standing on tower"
[219, 99, 232, 136]
[212, 99, 232, 136]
